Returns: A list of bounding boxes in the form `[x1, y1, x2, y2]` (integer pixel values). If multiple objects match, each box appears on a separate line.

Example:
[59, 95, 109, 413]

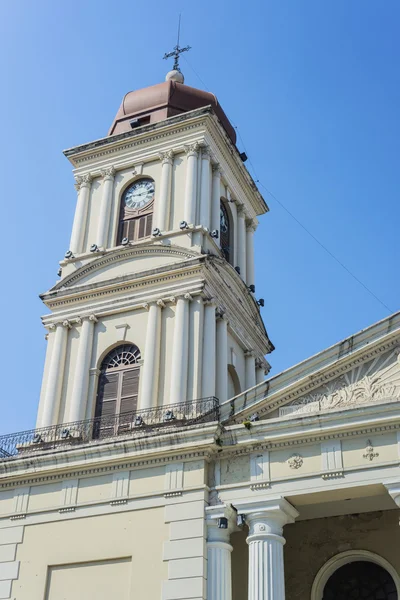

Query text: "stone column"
[169, 295, 190, 404]
[238, 498, 298, 600]
[206, 504, 236, 600]
[202, 301, 216, 398]
[156, 150, 174, 232]
[245, 351, 256, 390]
[96, 166, 116, 250]
[183, 143, 200, 225]
[199, 146, 211, 230]
[256, 362, 265, 385]
[187, 296, 204, 401]
[40, 321, 70, 427]
[228, 191, 238, 267]
[246, 221, 256, 287]
[211, 164, 222, 245]
[69, 315, 97, 423]
[237, 204, 247, 280]
[69, 173, 92, 255]
[140, 301, 163, 409]
[216, 312, 228, 403]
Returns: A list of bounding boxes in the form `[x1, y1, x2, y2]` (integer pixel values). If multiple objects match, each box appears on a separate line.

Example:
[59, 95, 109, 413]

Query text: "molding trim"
[311, 550, 400, 600]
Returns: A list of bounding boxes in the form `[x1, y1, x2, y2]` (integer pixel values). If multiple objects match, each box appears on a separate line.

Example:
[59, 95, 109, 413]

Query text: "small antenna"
[163, 14, 191, 72]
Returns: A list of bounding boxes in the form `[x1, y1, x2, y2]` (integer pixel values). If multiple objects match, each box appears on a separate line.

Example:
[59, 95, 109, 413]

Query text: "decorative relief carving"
[363, 439, 379, 461]
[183, 141, 201, 156]
[287, 454, 303, 469]
[75, 173, 93, 190]
[100, 166, 116, 179]
[158, 149, 174, 164]
[279, 349, 400, 418]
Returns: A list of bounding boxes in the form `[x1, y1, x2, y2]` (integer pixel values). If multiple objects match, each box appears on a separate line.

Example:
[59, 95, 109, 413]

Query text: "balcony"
[0, 397, 219, 461]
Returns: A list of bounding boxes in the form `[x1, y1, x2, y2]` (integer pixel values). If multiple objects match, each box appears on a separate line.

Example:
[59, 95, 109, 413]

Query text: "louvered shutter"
[137, 216, 146, 239]
[145, 214, 153, 237]
[96, 372, 119, 419]
[119, 369, 139, 415]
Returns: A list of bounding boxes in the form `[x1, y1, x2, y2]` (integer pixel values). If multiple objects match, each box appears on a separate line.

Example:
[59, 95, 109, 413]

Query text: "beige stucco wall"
[231, 510, 400, 600]
[13, 507, 168, 600]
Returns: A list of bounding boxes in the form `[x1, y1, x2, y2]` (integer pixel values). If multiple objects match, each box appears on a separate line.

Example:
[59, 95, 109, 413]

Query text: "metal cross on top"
[163, 15, 191, 72]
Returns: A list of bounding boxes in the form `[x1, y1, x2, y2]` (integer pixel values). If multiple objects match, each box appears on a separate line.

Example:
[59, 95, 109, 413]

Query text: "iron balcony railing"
[0, 397, 219, 461]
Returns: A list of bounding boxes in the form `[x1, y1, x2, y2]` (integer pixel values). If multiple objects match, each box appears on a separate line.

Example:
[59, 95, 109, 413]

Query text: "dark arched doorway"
[323, 561, 398, 600]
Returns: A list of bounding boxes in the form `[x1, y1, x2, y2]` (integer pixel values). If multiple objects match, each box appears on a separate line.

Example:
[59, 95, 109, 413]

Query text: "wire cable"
[182, 57, 394, 315]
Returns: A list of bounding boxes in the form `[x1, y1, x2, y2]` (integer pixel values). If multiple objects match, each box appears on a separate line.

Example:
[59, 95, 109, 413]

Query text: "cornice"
[53, 244, 200, 291]
[227, 336, 400, 423]
[0, 424, 220, 489]
[64, 107, 267, 218]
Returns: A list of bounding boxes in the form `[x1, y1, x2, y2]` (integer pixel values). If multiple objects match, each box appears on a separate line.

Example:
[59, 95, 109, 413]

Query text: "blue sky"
[0, 1, 399, 434]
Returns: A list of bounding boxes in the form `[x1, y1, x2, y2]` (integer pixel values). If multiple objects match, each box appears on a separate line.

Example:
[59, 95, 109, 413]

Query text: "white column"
[169, 295, 190, 404]
[216, 313, 228, 403]
[211, 164, 222, 245]
[183, 143, 200, 225]
[237, 204, 247, 280]
[202, 301, 216, 398]
[228, 192, 238, 267]
[239, 498, 298, 600]
[245, 351, 256, 390]
[156, 150, 174, 231]
[69, 173, 92, 255]
[256, 363, 265, 385]
[187, 296, 204, 400]
[96, 166, 115, 250]
[40, 321, 70, 427]
[69, 315, 97, 422]
[246, 221, 256, 287]
[385, 483, 400, 507]
[199, 146, 211, 230]
[206, 505, 236, 600]
[140, 301, 163, 409]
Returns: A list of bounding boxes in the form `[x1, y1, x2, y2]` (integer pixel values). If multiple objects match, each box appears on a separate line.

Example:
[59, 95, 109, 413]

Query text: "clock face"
[124, 179, 155, 210]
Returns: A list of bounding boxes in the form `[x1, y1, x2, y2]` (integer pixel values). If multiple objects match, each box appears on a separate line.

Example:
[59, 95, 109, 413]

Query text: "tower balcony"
[0, 397, 219, 461]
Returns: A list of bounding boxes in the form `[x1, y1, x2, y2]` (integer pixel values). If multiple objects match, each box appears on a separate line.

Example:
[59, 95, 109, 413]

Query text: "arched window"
[323, 561, 397, 600]
[95, 344, 141, 422]
[117, 178, 155, 244]
[220, 201, 231, 262]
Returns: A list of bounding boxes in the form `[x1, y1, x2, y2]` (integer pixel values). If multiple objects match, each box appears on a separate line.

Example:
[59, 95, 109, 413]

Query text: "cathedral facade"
[0, 67, 399, 600]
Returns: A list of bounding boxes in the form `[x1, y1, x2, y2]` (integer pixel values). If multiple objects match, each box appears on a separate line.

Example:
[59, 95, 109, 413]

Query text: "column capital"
[183, 293, 193, 301]
[206, 503, 237, 543]
[235, 497, 298, 540]
[167, 296, 177, 305]
[100, 166, 116, 180]
[245, 350, 256, 359]
[236, 203, 247, 218]
[141, 303, 150, 311]
[156, 299, 166, 308]
[212, 162, 223, 176]
[200, 144, 211, 159]
[183, 141, 201, 157]
[246, 219, 257, 232]
[75, 173, 93, 190]
[76, 314, 98, 325]
[158, 149, 175, 164]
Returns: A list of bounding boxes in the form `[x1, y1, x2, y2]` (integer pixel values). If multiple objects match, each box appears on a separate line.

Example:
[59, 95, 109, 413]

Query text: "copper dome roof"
[108, 79, 236, 144]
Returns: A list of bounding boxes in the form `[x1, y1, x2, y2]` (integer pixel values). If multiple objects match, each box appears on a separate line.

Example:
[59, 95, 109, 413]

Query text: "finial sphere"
[166, 69, 184, 84]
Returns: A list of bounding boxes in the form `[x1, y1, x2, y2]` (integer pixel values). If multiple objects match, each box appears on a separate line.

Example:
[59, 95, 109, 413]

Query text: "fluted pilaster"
[40, 321, 70, 427]
[70, 173, 93, 254]
[155, 150, 174, 231]
[211, 164, 222, 245]
[69, 315, 97, 422]
[97, 166, 116, 249]
[169, 294, 191, 404]
[199, 145, 211, 230]
[140, 301, 163, 409]
[183, 143, 200, 225]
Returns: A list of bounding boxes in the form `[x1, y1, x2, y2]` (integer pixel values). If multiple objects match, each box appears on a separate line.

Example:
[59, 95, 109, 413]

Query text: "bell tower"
[36, 66, 274, 430]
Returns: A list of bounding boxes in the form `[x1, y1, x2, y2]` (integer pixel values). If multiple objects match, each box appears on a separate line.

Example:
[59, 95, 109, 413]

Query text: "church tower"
[36, 66, 273, 430]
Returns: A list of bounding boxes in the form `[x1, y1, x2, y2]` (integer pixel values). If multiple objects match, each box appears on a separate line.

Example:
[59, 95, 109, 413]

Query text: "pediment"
[268, 346, 400, 420]
[52, 245, 199, 291]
